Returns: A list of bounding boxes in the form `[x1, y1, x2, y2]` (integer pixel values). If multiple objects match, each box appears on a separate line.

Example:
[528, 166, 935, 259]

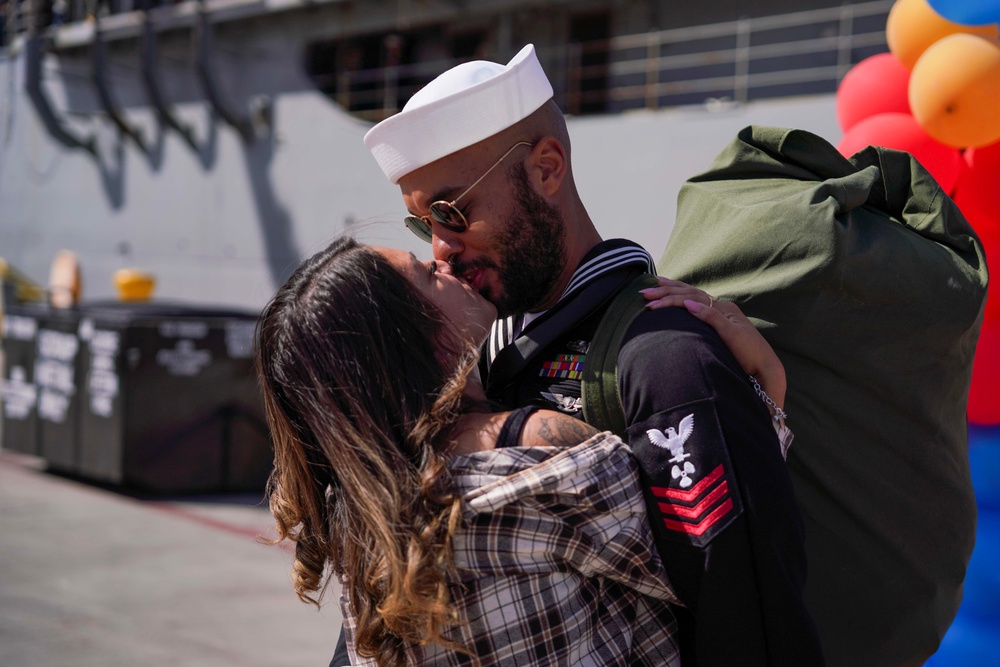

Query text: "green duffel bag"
[660, 125, 986, 667]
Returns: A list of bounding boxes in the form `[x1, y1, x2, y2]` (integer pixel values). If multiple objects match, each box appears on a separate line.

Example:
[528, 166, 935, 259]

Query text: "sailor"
[332, 44, 824, 666]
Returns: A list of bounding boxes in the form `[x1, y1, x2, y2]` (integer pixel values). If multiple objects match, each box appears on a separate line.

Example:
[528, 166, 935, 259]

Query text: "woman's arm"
[519, 410, 601, 447]
[641, 278, 786, 410]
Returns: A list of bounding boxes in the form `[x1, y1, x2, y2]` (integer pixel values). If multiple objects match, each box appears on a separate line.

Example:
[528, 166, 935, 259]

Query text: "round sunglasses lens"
[404, 216, 433, 243]
[428, 202, 467, 232]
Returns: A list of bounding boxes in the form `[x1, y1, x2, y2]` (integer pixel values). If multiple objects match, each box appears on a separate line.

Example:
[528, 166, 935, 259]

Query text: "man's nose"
[432, 228, 464, 262]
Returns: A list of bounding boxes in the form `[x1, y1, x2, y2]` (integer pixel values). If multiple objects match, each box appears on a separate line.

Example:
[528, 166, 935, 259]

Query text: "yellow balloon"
[887, 0, 999, 70]
[910, 33, 1000, 148]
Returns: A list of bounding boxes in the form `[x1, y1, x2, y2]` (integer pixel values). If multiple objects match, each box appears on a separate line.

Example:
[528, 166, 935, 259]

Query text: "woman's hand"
[641, 277, 714, 310]
[641, 277, 786, 410]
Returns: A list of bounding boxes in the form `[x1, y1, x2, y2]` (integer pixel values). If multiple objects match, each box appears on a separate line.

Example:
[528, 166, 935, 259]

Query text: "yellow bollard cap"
[113, 268, 156, 302]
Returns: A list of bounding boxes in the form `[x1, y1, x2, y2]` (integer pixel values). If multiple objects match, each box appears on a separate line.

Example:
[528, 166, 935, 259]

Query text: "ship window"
[305, 29, 488, 123]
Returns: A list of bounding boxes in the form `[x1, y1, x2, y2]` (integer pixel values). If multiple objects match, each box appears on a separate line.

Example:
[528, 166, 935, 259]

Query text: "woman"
[255, 236, 785, 666]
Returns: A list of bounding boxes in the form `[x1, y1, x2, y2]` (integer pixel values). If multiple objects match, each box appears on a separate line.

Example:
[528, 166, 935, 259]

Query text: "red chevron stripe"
[650, 464, 725, 502]
[663, 498, 735, 536]
[658, 480, 729, 520]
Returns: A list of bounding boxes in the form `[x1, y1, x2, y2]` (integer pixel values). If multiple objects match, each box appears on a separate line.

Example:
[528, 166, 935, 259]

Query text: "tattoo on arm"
[533, 414, 601, 448]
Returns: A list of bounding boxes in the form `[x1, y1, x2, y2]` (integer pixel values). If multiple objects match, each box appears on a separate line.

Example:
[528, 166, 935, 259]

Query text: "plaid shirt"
[342, 433, 682, 666]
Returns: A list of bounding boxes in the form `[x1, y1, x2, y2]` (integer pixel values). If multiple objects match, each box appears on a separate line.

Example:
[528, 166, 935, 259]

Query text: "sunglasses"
[404, 141, 534, 243]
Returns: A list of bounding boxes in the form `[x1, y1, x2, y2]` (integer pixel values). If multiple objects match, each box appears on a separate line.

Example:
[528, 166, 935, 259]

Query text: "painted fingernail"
[684, 299, 703, 313]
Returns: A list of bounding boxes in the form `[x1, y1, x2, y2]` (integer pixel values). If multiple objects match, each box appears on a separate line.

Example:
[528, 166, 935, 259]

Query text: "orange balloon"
[887, 0, 999, 70]
[910, 34, 1000, 148]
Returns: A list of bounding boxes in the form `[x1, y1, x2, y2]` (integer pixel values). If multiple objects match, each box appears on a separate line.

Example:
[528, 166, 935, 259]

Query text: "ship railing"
[558, 0, 891, 114]
[326, 0, 892, 121]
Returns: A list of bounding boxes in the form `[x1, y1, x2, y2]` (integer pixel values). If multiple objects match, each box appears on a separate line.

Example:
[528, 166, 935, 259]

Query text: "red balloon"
[969, 317, 1000, 425]
[958, 202, 1000, 324]
[836, 53, 912, 132]
[837, 112, 965, 194]
[954, 139, 1000, 221]
[932, 140, 999, 425]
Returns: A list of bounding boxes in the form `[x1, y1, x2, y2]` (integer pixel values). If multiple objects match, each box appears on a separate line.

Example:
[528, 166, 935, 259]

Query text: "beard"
[452, 163, 568, 318]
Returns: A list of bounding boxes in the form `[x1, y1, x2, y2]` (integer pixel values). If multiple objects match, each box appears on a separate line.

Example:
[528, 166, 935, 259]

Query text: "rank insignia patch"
[539, 354, 585, 380]
[653, 464, 734, 538]
[631, 401, 743, 547]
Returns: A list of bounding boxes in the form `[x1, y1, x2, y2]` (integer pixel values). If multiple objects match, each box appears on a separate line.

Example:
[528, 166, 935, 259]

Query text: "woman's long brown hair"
[255, 237, 475, 665]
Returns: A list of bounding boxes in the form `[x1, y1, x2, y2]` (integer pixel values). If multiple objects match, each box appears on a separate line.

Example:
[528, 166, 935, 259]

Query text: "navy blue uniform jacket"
[483, 240, 824, 666]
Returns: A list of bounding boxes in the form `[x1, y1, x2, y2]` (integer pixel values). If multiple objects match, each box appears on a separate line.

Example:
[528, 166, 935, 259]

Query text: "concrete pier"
[0, 449, 342, 667]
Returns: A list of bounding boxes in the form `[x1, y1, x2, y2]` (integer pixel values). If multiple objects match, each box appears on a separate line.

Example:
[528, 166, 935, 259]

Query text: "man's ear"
[529, 137, 566, 196]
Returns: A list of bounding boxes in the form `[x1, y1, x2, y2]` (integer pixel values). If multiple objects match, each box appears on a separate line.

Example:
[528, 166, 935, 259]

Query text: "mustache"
[449, 257, 499, 276]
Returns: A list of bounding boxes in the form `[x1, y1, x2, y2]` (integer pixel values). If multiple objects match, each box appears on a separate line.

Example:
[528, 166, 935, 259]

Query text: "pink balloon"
[837, 112, 965, 194]
[836, 53, 912, 132]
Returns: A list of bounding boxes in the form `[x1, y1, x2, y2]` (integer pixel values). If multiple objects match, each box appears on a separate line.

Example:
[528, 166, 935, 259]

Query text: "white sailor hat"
[364, 44, 554, 184]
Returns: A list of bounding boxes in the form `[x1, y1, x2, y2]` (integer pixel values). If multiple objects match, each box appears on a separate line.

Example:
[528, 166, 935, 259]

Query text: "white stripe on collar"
[561, 246, 655, 299]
